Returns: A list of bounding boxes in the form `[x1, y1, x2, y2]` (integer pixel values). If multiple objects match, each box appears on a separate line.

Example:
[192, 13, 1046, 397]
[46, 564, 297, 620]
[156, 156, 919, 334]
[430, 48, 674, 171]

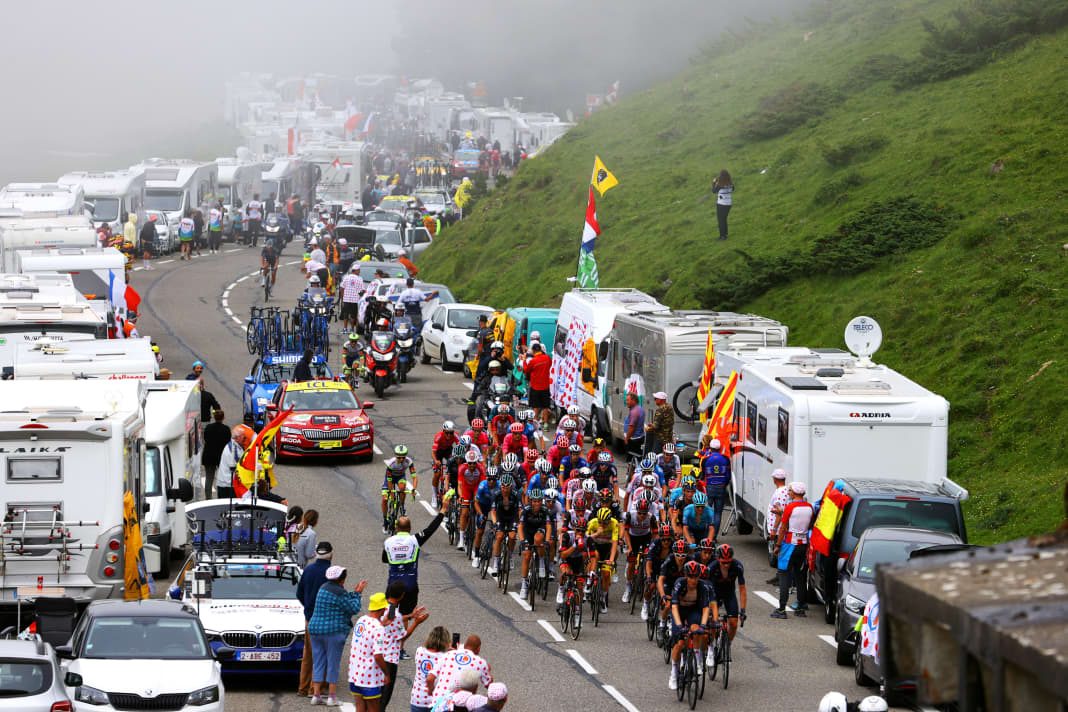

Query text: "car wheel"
[736, 518, 753, 535]
[419, 341, 431, 364]
[440, 346, 452, 370]
[854, 647, 874, 686]
[824, 594, 836, 624]
[834, 618, 853, 666]
[157, 532, 171, 578]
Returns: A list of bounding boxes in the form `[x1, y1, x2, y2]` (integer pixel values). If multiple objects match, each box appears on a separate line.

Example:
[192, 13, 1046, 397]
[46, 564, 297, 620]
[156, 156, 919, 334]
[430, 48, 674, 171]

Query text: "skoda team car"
[271, 380, 374, 461]
[242, 353, 334, 430]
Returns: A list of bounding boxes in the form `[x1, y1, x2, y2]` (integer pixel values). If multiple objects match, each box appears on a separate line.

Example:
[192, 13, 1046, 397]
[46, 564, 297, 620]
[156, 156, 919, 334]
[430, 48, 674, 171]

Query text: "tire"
[686, 652, 699, 709]
[592, 406, 611, 443]
[374, 376, 385, 399]
[440, 346, 452, 371]
[824, 592, 836, 624]
[246, 323, 257, 355]
[570, 599, 582, 640]
[419, 341, 431, 364]
[400, 364, 408, 384]
[676, 652, 688, 702]
[767, 538, 779, 567]
[836, 628, 853, 666]
[736, 517, 753, 535]
[672, 380, 700, 423]
[854, 646, 874, 686]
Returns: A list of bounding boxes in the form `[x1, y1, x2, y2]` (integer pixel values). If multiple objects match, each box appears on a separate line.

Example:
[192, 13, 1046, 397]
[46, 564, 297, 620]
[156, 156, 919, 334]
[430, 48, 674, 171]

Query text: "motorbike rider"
[300, 275, 328, 304]
[397, 278, 425, 330]
[473, 340, 512, 393]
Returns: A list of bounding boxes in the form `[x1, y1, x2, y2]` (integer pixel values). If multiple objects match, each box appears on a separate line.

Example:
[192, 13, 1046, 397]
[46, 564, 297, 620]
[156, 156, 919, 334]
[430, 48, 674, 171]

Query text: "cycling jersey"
[554, 425, 585, 446]
[558, 529, 586, 565]
[561, 476, 584, 503]
[658, 556, 689, 594]
[706, 559, 745, 602]
[682, 503, 714, 539]
[432, 431, 458, 460]
[546, 443, 567, 471]
[474, 480, 500, 513]
[518, 462, 537, 487]
[519, 504, 554, 539]
[668, 488, 694, 511]
[490, 413, 514, 439]
[585, 518, 619, 545]
[646, 537, 674, 568]
[624, 472, 663, 503]
[463, 428, 490, 452]
[500, 432, 527, 455]
[623, 510, 657, 537]
[457, 462, 486, 502]
[521, 421, 538, 441]
[591, 463, 617, 490]
[557, 455, 588, 480]
[261, 246, 278, 266]
[524, 472, 543, 496]
[384, 456, 414, 478]
[492, 491, 522, 520]
[654, 454, 682, 483]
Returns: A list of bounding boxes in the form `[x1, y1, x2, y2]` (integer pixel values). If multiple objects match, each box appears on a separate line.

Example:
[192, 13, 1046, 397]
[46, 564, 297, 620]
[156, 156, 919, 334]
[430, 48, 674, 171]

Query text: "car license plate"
[238, 651, 281, 661]
[318, 441, 343, 449]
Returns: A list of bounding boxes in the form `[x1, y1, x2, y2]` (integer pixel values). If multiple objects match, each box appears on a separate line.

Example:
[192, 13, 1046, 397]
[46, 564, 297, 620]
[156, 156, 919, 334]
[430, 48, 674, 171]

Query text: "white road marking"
[235, 275, 249, 283]
[133, 266, 143, 271]
[159, 259, 175, 264]
[434, 364, 443, 372]
[339, 702, 355, 712]
[226, 248, 241, 253]
[231, 316, 242, 326]
[248, 270, 259, 277]
[285, 259, 302, 266]
[602, 685, 641, 712]
[372, 443, 382, 455]
[221, 298, 228, 308]
[226, 282, 237, 290]
[419, 500, 436, 516]
[224, 308, 234, 317]
[508, 592, 532, 611]
[537, 618, 565, 643]
[754, 590, 780, 607]
[462, 382, 473, 391]
[818, 634, 838, 649]
[567, 649, 598, 675]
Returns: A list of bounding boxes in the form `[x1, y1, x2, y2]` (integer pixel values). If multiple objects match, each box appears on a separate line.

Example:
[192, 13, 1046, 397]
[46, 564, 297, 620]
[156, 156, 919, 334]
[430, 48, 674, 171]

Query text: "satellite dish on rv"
[844, 316, 882, 366]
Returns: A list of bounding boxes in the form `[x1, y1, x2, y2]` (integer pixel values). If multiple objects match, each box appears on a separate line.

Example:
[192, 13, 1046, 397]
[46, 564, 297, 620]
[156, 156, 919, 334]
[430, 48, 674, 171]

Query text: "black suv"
[808, 478, 967, 624]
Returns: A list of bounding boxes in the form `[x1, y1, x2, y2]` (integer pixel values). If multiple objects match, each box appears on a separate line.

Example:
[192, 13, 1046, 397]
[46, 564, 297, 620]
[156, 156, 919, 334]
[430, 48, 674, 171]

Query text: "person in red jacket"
[521, 341, 553, 430]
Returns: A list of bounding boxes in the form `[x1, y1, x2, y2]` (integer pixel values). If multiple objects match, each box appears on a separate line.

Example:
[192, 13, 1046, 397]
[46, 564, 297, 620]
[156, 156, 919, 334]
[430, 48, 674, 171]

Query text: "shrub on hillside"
[815, 134, 889, 166]
[736, 82, 842, 141]
[843, 54, 907, 91]
[813, 170, 866, 204]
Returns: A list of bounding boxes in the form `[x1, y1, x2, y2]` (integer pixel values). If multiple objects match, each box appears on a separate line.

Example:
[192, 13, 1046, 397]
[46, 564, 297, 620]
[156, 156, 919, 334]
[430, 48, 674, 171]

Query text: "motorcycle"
[363, 329, 399, 398]
[468, 375, 516, 424]
[263, 213, 288, 250]
[393, 316, 417, 383]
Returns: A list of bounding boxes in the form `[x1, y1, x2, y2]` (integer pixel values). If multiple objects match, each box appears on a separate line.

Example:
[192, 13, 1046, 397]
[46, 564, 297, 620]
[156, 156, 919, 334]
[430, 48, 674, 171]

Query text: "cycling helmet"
[596, 508, 612, 522]
[658, 524, 673, 537]
[498, 404, 511, 415]
[681, 476, 698, 490]
[599, 488, 613, 501]
[858, 697, 889, 712]
[486, 466, 500, 479]
[459, 434, 472, 447]
[393, 444, 408, 457]
[232, 424, 254, 449]
[500, 475, 515, 488]
[692, 492, 708, 506]
[566, 405, 580, 416]
[597, 451, 613, 464]
[683, 560, 703, 577]
[544, 488, 558, 500]
[561, 418, 576, 430]
[573, 515, 589, 530]
[635, 499, 650, 514]
[524, 448, 538, 462]
[265, 238, 275, 248]
[471, 418, 485, 430]
[639, 456, 656, 472]
[698, 537, 715, 551]
[578, 466, 592, 477]
[487, 359, 502, 370]
[309, 275, 321, 284]
[582, 478, 597, 493]
[375, 318, 389, 330]
[569, 443, 581, 454]
[641, 473, 659, 488]
[534, 458, 551, 474]
[465, 450, 480, 463]
[672, 539, 688, 556]
[662, 442, 676, 454]
[639, 489, 657, 503]
[451, 443, 467, 458]
[442, 420, 455, 432]
[546, 476, 560, 490]
[716, 543, 733, 561]
[819, 693, 848, 712]
[348, 332, 359, 341]
[555, 435, 568, 448]
[501, 453, 519, 470]
[509, 422, 523, 433]
[529, 489, 544, 500]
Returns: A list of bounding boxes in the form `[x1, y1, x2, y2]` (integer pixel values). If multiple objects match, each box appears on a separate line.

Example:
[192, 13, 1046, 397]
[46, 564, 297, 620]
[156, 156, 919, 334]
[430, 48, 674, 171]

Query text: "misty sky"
[0, 0, 804, 184]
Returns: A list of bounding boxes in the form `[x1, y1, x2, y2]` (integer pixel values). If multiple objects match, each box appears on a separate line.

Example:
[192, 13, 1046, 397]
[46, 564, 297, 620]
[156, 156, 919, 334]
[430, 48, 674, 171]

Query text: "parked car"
[0, 638, 72, 711]
[421, 303, 495, 370]
[57, 599, 231, 711]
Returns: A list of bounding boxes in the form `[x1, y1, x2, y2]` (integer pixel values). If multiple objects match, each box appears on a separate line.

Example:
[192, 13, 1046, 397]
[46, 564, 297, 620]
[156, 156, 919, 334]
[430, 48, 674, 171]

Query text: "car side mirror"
[214, 646, 236, 661]
[57, 647, 74, 661]
[64, 671, 82, 686]
[244, 376, 255, 384]
[362, 401, 374, 409]
[168, 478, 194, 503]
[142, 502, 150, 513]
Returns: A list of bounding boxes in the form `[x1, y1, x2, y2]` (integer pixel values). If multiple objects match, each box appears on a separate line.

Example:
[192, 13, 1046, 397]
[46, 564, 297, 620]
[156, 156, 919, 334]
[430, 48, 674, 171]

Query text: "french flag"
[108, 271, 140, 338]
[358, 112, 375, 139]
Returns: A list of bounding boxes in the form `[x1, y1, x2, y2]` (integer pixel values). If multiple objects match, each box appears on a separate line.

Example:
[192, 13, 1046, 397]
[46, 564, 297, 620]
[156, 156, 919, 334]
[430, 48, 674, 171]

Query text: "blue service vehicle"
[242, 351, 334, 430]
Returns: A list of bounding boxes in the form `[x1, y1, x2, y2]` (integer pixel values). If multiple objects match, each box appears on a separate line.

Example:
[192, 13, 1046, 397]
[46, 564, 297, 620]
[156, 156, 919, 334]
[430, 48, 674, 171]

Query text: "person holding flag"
[232, 405, 294, 500]
[770, 482, 814, 619]
[696, 328, 716, 423]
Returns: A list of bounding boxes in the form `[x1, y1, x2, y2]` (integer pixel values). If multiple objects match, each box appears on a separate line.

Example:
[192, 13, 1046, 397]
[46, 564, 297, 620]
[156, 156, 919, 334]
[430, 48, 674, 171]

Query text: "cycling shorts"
[459, 479, 480, 503]
[672, 606, 705, 636]
[628, 533, 651, 559]
[381, 474, 407, 492]
[560, 553, 585, 572]
[588, 540, 613, 562]
[716, 590, 739, 617]
[494, 516, 518, 534]
[475, 510, 492, 530]
[522, 522, 553, 545]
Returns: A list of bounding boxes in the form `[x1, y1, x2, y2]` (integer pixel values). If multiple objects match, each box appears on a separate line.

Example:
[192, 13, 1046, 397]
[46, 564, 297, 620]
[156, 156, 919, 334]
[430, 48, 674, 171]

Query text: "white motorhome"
[56, 171, 145, 235]
[0, 275, 107, 365]
[0, 381, 159, 610]
[299, 141, 364, 209]
[475, 108, 516, 154]
[0, 216, 98, 272]
[602, 311, 789, 446]
[714, 339, 967, 540]
[15, 247, 129, 328]
[8, 337, 158, 381]
[216, 158, 263, 238]
[260, 158, 301, 205]
[0, 183, 86, 218]
[142, 381, 201, 576]
[135, 159, 219, 252]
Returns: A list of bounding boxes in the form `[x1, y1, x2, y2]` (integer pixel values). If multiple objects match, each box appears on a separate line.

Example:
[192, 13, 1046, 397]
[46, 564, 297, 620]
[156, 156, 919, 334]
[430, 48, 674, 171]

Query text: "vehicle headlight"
[398, 338, 413, 348]
[373, 351, 393, 361]
[75, 684, 110, 705]
[280, 426, 302, 435]
[352, 424, 370, 433]
[204, 630, 222, 643]
[257, 397, 271, 406]
[188, 685, 221, 706]
[844, 594, 866, 615]
[143, 522, 161, 536]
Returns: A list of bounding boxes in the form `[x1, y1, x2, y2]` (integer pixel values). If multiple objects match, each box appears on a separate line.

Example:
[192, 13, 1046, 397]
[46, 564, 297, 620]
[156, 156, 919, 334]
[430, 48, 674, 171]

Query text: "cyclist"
[471, 466, 501, 570]
[621, 495, 658, 604]
[444, 442, 467, 496]
[500, 422, 528, 462]
[518, 448, 539, 487]
[654, 442, 682, 495]
[556, 417, 584, 449]
[668, 477, 699, 536]
[682, 492, 715, 545]
[488, 475, 522, 576]
[518, 410, 542, 451]
[699, 438, 731, 538]
[558, 443, 587, 482]
[642, 524, 675, 621]
[669, 561, 717, 690]
[706, 543, 747, 649]
[431, 421, 459, 505]
[457, 450, 486, 552]
[624, 457, 659, 510]
[464, 418, 490, 455]
[523, 458, 552, 505]
[566, 477, 598, 529]
[342, 333, 362, 370]
[546, 434, 569, 473]
[561, 404, 588, 435]
[517, 489, 555, 599]
[381, 445, 417, 533]
[556, 513, 588, 606]
[585, 507, 620, 613]
[261, 238, 279, 289]
[597, 487, 623, 522]
[489, 403, 514, 464]
[591, 450, 618, 493]
[562, 465, 590, 507]
[585, 437, 610, 466]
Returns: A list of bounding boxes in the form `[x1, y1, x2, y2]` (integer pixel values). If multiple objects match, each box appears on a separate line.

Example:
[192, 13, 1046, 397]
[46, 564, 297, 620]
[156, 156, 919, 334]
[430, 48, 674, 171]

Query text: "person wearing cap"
[397, 277, 425, 329]
[765, 468, 790, 584]
[698, 437, 731, 536]
[395, 248, 418, 278]
[186, 361, 205, 381]
[645, 391, 675, 455]
[771, 482, 814, 619]
[349, 592, 392, 710]
[426, 635, 492, 703]
[308, 566, 368, 706]
[339, 263, 366, 333]
[471, 682, 507, 711]
[520, 341, 552, 430]
[296, 541, 334, 697]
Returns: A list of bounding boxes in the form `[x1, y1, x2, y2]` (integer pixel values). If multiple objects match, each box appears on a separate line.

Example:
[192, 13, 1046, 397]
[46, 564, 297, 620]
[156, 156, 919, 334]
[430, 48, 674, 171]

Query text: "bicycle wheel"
[663, 625, 672, 665]
[697, 646, 706, 700]
[687, 649, 700, 709]
[540, 562, 551, 600]
[721, 635, 730, 689]
[646, 596, 657, 641]
[447, 506, 458, 546]
[570, 594, 583, 640]
[630, 564, 644, 616]
[465, 519, 476, 559]
[501, 544, 511, 592]
[246, 322, 258, 354]
[527, 557, 538, 611]
[479, 539, 492, 580]
[590, 581, 601, 627]
[676, 647, 688, 702]
[709, 634, 720, 681]
[559, 581, 571, 633]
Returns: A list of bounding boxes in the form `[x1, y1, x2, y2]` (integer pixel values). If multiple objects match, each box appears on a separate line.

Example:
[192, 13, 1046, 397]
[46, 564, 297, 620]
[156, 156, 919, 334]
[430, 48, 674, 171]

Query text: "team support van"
[57, 171, 145, 236]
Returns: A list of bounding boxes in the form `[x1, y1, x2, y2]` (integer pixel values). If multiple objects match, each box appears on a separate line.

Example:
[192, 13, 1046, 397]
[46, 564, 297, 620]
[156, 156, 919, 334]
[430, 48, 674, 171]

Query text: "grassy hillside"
[420, 0, 1068, 544]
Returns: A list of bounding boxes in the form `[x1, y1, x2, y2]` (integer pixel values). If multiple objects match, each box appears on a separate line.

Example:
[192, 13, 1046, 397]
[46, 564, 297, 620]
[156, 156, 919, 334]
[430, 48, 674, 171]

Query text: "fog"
[0, 0, 806, 185]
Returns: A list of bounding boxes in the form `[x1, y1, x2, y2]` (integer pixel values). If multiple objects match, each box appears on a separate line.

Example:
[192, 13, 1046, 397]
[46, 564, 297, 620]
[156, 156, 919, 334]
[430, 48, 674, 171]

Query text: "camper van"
[260, 158, 299, 204]
[8, 337, 158, 381]
[0, 182, 86, 218]
[142, 381, 201, 576]
[0, 381, 159, 612]
[15, 247, 129, 327]
[713, 342, 967, 543]
[57, 171, 145, 235]
[0, 216, 98, 272]
[0, 274, 107, 365]
[135, 160, 219, 253]
[299, 141, 364, 210]
[603, 311, 788, 445]
[216, 158, 263, 238]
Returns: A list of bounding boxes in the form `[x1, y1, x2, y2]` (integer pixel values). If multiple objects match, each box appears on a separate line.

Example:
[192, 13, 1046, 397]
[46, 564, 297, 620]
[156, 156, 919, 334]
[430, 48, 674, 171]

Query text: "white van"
[56, 171, 145, 235]
[8, 337, 158, 381]
[0, 276, 107, 365]
[714, 345, 967, 539]
[0, 182, 86, 218]
[142, 381, 201, 576]
[0, 216, 98, 272]
[0, 381, 161, 610]
[216, 158, 263, 238]
[134, 159, 219, 252]
[260, 158, 300, 204]
[15, 247, 129, 328]
[298, 141, 364, 209]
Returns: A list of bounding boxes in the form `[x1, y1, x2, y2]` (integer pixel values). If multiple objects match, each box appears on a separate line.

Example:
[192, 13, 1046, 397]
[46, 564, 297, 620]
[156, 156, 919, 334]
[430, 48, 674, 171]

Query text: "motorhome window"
[606, 341, 616, 381]
[196, 180, 209, 205]
[746, 401, 758, 443]
[777, 408, 789, 453]
[262, 180, 279, 198]
[145, 190, 182, 212]
[68, 271, 109, 300]
[734, 396, 745, 425]
[145, 447, 162, 497]
[621, 346, 631, 375]
[7, 457, 61, 482]
[758, 415, 768, 445]
[633, 351, 644, 375]
[90, 198, 120, 223]
[554, 326, 568, 357]
[850, 499, 961, 539]
[217, 186, 233, 205]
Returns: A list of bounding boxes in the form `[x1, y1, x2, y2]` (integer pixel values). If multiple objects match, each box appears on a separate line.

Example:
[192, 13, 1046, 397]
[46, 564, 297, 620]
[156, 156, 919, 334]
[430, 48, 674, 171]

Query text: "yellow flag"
[591, 156, 619, 196]
[122, 491, 150, 600]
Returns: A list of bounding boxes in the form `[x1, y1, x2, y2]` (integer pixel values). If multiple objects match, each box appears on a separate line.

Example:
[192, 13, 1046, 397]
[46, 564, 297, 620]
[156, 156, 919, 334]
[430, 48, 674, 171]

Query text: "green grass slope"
[420, 0, 1068, 544]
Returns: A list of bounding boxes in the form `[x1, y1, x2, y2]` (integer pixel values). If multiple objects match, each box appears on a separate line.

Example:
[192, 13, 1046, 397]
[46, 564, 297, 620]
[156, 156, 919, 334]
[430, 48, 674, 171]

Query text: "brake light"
[103, 566, 115, 577]
[717, 330, 736, 335]
[894, 496, 921, 501]
[20, 423, 48, 429]
[108, 539, 121, 550]
[51, 703, 73, 712]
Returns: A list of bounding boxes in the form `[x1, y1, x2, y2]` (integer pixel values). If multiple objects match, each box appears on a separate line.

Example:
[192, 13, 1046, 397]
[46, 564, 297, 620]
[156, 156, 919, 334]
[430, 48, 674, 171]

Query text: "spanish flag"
[705, 370, 738, 455]
[234, 406, 293, 497]
[696, 328, 715, 423]
[591, 156, 619, 196]
[810, 481, 852, 556]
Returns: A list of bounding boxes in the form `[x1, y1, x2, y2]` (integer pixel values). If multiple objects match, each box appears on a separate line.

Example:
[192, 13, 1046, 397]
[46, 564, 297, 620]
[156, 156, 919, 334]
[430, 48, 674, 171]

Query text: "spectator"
[521, 342, 552, 431]
[296, 541, 332, 697]
[349, 592, 392, 712]
[186, 361, 204, 381]
[201, 410, 230, 498]
[622, 391, 646, 465]
[472, 683, 508, 711]
[645, 391, 674, 454]
[139, 214, 156, 270]
[215, 424, 253, 499]
[198, 379, 221, 423]
[308, 565, 367, 706]
[466, 695, 489, 710]
[285, 506, 304, 548]
[771, 482, 814, 619]
[712, 169, 733, 240]
[410, 626, 450, 712]
[395, 249, 418, 278]
[426, 635, 492, 702]
[765, 469, 790, 584]
[379, 580, 430, 710]
[294, 510, 320, 567]
[339, 265, 365, 333]
[157, 368, 171, 380]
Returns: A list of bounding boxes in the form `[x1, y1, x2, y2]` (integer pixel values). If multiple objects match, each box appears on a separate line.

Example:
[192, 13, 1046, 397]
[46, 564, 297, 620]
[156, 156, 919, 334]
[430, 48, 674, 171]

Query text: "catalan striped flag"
[810, 480, 852, 556]
[234, 406, 293, 497]
[705, 370, 738, 454]
[696, 328, 715, 423]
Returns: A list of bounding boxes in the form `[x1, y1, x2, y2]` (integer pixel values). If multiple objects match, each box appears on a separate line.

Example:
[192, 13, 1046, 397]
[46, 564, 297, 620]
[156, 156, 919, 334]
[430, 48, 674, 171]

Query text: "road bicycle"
[261, 265, 276, 301]
[495, 525, 516, 592]
[477, 528, 494, 580]
[246, 307, 272, 355]
[708, 611, 741, 689]
[522, 537, 550, 611]
[628, 548, 647, 616]
[558, 570, 585, 640]
[446, 498, 461, 547]
[675, 625, 708, 709]
[383, 488, 406, 536]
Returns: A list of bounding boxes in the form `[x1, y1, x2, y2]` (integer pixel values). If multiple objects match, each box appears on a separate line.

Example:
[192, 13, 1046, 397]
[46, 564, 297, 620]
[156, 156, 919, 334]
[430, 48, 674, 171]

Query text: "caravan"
[0, 273, 107, 365]
[298, 141, 364, 211]
[0, 216, 98, 272]
[15, 247, 129, 328]
[56, 171, 145, 236]
[8, 338, 158, 381]
[135, 160, 219, 253]
[216, 158, 263, 239]
[0, 183, 87, 218]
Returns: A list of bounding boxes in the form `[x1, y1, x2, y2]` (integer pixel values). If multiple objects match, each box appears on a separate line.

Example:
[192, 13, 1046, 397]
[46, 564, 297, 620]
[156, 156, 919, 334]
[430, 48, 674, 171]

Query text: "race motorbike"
[468, 374, 516, 424]
[363, 329, 399, 398]
[393, 316, 418, 383]
[264, 213, 288, 249]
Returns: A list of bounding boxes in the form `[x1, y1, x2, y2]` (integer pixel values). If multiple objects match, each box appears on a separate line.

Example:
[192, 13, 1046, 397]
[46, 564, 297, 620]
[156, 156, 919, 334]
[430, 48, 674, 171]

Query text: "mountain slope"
[420, 0, 1068, 543]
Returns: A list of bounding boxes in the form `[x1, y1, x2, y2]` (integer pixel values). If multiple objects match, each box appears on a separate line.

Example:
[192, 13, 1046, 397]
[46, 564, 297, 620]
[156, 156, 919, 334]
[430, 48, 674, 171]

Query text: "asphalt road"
[134, 243, 861, 712]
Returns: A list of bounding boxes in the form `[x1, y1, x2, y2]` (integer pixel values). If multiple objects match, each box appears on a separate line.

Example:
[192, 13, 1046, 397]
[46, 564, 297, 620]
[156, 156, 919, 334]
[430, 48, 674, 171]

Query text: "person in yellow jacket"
[124, 213, 138, 248]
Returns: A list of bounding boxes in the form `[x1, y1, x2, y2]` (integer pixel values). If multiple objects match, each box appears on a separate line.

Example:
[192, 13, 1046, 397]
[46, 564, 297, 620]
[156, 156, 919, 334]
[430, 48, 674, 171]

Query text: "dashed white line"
[221, 298, 229, 308]
[537, 618, 565, 643]
[462, 382, 473, 391]
[133, 266, 143, 271]
[419, 500, 436, 516]
[235, 275, 249, 283]
[247, 270, 260, 277]
[508, 592, 532, 612]
[226, 248, 241, 253]
[818, 634, 838, 649]
[231, 316, 242, 325]
[224, 308, 234, 317]
[372, 443, 382, 455]
[226, 282, 237, 290]
[754, 590, 780, 608]
[285, 259, 302, 266]
[566, 649, 598, 675]
[602, 685, 641, 712]
[159, 259, 175, 264]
